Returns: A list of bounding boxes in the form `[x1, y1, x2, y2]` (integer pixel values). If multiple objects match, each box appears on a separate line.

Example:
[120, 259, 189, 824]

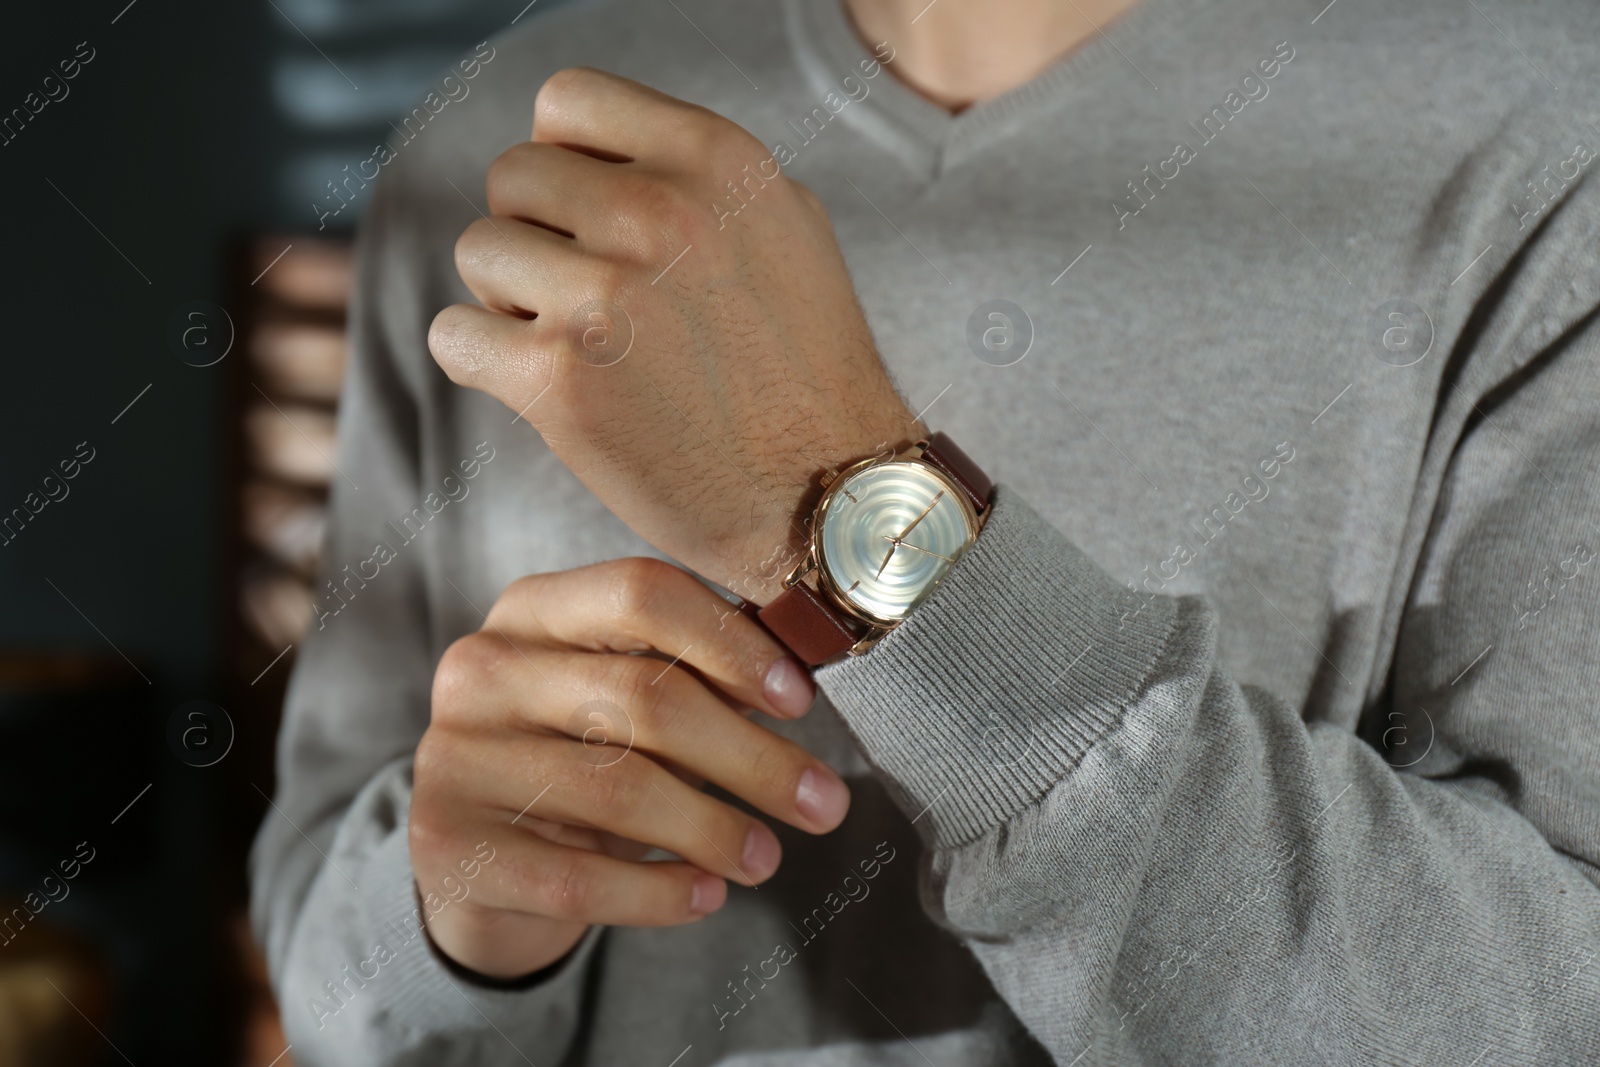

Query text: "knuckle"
[485, 142, 535, 210]
[616, 169, 671, 212]
[534, 66, 593, 127]
[583, 756, 641, 819]
[615, 173, 694, 255]
[674, 114, 719, 165]
[555, 860, 594, 919]
[712, 619, 780, 689]
[609, 654, 666, 731]
[410, 732, 448, 791]
[452, 227, 487, 285]
[534, 855, 594, 922]
[604, 556, 675, 625]
[664, 186, 712, 247]
[630, 666, 686, 740]
[452, 223, 479, 275]
[793, 180, 829, 220]
[742, 736, 794, 798]
[674, 103, 741, 162]
[454, 217, 507, 278]
[406, 764, 456, 853]
[432, 633, 498, 712]
[704, 120, 763, 174]
[488, 573, 544, 627]
[406, 818, 440, 869]
[589, 256, 637, 310]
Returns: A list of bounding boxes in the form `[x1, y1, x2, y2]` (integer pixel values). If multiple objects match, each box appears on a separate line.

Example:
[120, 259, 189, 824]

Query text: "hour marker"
[842, 489, 859, 502]
[847, 580, 860, 592]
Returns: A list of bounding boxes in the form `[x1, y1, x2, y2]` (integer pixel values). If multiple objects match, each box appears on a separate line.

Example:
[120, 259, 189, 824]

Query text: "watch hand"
[895, 490, 945, 543]
[875, 540, 898, 579]
[894, 540, 955, 563]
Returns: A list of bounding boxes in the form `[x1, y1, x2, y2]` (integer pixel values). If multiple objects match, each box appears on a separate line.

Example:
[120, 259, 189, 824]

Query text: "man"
[251, 0, 1600, 1063]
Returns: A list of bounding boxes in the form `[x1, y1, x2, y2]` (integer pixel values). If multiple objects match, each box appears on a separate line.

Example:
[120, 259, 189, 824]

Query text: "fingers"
[455, 822, 726, 926]
[452, 214, 602, 318]
[609, 655, 847, 832]
[429, 302, 561, 414]
[582, 651, 847, 833]
[542, 735, 785, 886]
[532, 67, 715, 164]
[425, 727, 783, 887]
[487, 558, 815, 719]
[432, 633, 847, 834]
[485, 140, 644, 250]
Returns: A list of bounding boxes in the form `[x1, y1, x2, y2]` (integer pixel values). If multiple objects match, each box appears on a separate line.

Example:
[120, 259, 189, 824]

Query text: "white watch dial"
[816, 460, 977, 624]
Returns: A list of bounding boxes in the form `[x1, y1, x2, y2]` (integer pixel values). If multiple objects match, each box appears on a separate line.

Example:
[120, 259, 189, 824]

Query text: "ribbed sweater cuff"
[818, 486, 1178, 848]
[361, 825, 603, 1034]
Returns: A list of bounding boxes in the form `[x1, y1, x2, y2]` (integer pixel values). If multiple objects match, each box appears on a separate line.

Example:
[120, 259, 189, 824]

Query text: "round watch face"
[816, 460, 977, 624]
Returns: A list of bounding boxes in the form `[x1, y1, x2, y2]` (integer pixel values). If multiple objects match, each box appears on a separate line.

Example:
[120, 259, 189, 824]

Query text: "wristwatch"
[758, 432, 992, 665]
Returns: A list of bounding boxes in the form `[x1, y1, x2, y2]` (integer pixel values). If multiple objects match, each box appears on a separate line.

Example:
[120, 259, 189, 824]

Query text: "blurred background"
[0, 1, 563, 1062]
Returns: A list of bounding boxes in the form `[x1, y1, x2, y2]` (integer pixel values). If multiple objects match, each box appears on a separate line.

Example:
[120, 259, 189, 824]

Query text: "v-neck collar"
[783, 0, 1205, 182]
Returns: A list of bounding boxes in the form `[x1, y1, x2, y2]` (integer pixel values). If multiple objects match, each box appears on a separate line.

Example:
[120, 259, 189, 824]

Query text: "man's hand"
[428, 68, 921, 604]
[410, 558, 845, 979]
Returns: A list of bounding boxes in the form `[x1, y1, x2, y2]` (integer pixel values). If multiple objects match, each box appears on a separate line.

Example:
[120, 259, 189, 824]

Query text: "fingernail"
[690, 873, 726, 914]
[764, 658, 815, 717]
[741, 824, 782, 882]
[795, 766, 850, 829]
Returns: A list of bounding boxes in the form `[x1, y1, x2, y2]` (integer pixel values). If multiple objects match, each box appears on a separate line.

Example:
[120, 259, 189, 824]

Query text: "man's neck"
[844, 0, 1146, 112]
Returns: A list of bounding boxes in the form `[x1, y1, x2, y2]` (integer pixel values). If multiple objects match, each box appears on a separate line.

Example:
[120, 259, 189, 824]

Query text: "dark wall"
[0, 2, 282, 675]
[0, 5, 283, 1061]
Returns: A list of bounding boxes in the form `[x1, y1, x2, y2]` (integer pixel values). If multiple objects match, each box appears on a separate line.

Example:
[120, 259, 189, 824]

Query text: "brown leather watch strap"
[758, 580, 860, 667]
[920, 431, 992, 514]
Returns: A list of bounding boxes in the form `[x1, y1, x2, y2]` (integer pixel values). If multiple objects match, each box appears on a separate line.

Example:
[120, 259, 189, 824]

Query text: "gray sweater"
[249, 0, 1600, 1063]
